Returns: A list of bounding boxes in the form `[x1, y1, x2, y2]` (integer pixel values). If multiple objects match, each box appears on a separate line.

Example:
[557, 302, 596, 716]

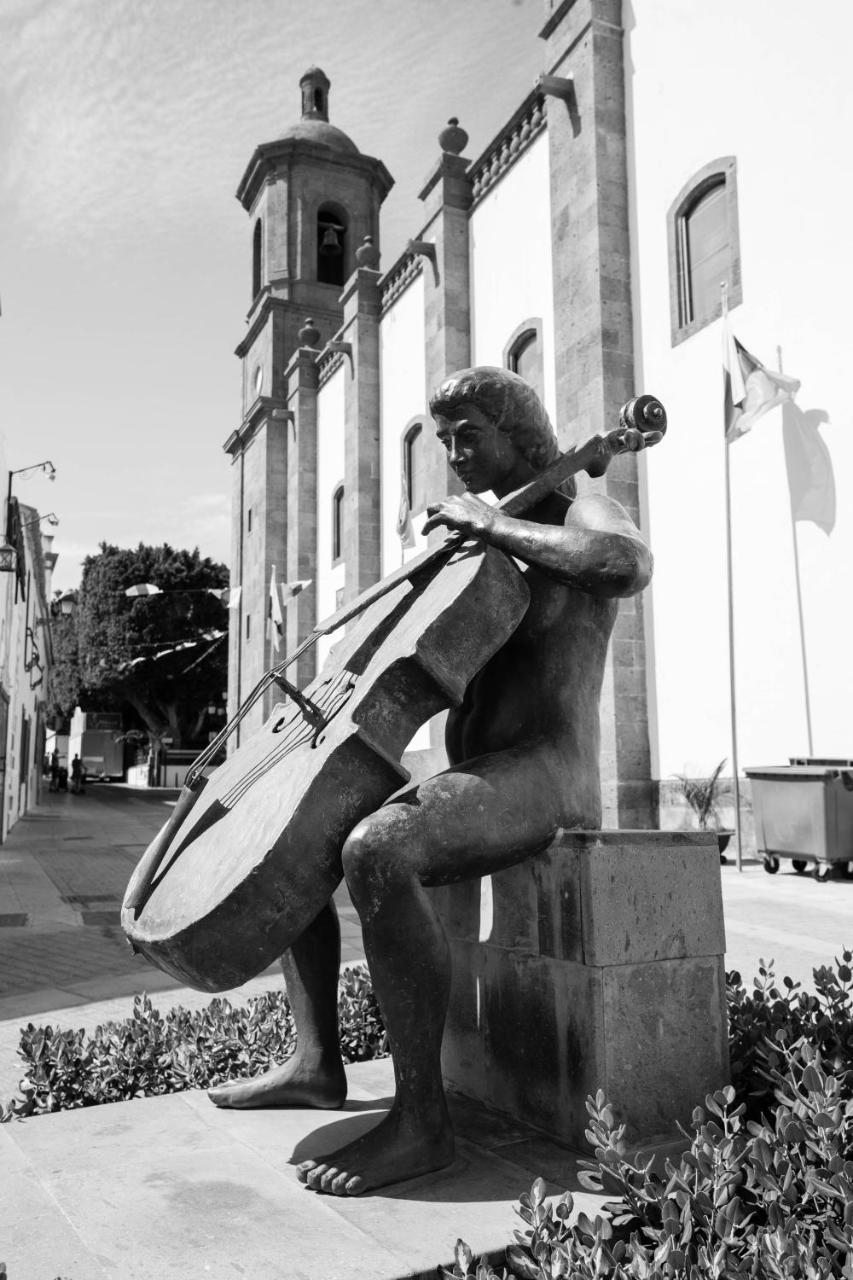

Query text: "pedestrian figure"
[71, 755, 83, 795]
[49, 750, 60, 793]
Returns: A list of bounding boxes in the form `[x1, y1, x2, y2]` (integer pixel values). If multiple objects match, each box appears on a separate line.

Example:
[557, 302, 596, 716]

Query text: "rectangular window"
[247, 508, 252, 533]
[245, 614, 251, 640]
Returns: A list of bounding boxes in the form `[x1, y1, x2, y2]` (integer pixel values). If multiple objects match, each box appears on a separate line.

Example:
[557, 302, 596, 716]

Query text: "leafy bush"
[0, 963, 386, 1120]
[445, 954, 853, 1280]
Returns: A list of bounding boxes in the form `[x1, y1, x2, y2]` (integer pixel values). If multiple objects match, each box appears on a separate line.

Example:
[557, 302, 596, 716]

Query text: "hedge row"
[0, 963, 386, 1120]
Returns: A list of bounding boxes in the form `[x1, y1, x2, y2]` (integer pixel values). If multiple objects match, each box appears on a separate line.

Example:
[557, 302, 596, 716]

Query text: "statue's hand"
[422, 493, 497, 539]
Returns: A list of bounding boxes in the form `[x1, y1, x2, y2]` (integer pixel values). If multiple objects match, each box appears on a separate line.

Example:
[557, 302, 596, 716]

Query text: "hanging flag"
[722, 316, 800, 443]
[208, 586, 242, 609]
[268, 564, 285, 653]
[124, 583, 162, 597]
[396, 472, 415, 548]
[782, 402, 836, 535]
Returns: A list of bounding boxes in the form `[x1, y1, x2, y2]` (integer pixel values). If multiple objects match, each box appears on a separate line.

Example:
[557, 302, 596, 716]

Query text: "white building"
[0, 447, 55, 838]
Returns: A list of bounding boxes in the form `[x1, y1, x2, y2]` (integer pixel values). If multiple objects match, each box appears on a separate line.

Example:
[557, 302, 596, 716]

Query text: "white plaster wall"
[469, 133, 556, 425]
[625, 0, 853, 777]
[378, 273, 431, 752]
[379, 272, 427, 574]
[315, 364, 346, 669]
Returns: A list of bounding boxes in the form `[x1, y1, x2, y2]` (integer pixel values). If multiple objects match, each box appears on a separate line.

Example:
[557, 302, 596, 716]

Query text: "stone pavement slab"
[0, 1057, 603, 1280]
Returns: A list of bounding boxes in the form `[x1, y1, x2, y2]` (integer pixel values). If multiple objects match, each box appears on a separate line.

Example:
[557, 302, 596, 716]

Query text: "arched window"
[668, 157, 741, 344]
[332, 482, 344, 564]
[504, 318, 544, 406]
[252, 219, 263, 300]
[317, 204, 348, 287]
[403, 421, 426, 515]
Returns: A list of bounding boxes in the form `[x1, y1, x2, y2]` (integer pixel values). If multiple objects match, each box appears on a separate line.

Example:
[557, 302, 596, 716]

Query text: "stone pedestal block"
[432, 830, 729, 1149]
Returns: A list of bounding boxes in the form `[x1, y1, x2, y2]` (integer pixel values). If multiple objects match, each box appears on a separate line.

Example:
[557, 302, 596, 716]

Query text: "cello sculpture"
[123, 367, 664, 1197]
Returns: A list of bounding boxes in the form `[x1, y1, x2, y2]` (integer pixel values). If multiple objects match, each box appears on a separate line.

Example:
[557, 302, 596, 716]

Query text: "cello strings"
[220, 667, 357, 807]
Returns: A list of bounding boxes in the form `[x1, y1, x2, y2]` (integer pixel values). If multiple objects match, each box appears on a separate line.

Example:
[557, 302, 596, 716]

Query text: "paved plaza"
[0, 783, 849, 1105]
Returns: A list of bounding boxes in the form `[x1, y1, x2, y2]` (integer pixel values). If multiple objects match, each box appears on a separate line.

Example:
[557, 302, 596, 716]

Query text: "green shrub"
[445, 954, 853, 1280]
[0, 963, 387, 1121]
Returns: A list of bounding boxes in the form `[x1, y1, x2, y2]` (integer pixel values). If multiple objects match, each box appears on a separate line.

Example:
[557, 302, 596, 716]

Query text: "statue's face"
[432, 403, 521, 495]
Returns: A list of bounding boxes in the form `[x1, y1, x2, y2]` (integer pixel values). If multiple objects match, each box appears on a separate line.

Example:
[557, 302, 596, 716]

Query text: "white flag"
[208, 586, 242, 609]
[269, 565, 285, 653]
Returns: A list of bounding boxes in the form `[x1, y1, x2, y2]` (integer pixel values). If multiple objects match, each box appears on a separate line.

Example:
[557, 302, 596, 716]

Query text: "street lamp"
[2, 461, 57, 572]
[21, 512, 59, 530]
[7, 460, 56, 520]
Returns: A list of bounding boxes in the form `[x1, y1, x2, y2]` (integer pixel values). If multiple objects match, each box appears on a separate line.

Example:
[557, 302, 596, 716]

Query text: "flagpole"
[778, 344, 814, 756]
[722, 284, 743, 872]
[724, 431, 744, 872]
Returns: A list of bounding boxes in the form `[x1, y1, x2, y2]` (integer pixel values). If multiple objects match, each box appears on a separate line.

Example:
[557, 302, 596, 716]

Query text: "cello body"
[122, 540, 529, 991]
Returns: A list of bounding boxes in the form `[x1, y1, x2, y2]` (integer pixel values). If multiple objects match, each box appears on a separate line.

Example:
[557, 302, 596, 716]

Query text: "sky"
[0, 0, 544, 593]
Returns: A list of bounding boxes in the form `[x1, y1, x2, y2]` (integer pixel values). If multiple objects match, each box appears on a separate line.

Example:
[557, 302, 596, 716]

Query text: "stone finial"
[355, 235, 380, 269]
[298, 317, 321, 348]
[438, 117, 468, 156]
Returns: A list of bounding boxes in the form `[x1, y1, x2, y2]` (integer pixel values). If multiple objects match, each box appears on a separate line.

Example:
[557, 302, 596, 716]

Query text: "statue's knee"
[341, 816, 397, 902]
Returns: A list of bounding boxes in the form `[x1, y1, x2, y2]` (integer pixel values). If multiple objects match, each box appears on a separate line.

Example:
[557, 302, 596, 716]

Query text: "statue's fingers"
[623, 427, 645, 451]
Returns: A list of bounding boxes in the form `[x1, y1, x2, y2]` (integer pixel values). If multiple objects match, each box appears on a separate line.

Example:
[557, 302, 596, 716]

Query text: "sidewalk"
[0, 786, 364, 1102]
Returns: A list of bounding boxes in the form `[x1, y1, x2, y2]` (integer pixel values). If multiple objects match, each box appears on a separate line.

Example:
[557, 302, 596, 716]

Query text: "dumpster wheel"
[763, 855, 780, 874]
[813, 863, 831, 883]
[792, 859, 808, 873]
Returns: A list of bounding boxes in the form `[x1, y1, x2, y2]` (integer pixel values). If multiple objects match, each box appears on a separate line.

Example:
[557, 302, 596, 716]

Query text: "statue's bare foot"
[296, 1105, 454, 1195]
[208, 1051, 346, 1110]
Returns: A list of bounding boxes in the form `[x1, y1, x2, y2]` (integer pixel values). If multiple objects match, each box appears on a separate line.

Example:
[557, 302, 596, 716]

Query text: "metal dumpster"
[744, 759, 853, 881]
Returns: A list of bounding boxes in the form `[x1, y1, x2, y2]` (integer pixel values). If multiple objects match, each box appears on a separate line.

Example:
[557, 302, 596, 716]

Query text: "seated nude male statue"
[209, 367, 654, 1196]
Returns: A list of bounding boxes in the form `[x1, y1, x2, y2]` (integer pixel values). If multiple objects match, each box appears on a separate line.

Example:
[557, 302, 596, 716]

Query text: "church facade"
[225, 0, 852, 826]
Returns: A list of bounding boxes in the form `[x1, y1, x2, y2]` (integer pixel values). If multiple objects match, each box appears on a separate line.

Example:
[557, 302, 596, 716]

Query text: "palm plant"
[674, 757, 729, 831]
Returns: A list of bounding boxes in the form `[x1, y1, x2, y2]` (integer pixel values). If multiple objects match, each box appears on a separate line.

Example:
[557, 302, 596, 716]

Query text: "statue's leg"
[208, 899, 347, 1110]
[298, 746, 562, 1195]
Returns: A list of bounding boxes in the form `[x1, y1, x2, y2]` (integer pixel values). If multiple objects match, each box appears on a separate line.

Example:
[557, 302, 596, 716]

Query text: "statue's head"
[429, 366, 561, 473]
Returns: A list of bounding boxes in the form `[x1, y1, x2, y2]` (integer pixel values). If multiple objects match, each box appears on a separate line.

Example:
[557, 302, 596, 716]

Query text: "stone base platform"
[0, 1058, 611, 1280]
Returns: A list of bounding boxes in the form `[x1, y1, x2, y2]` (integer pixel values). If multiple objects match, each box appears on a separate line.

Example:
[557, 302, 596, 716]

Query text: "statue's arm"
[423, 491, 652, 599]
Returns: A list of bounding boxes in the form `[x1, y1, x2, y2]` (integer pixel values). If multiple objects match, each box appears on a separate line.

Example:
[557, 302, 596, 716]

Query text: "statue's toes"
[345, 1174, 365, 1196]
[330, 1170, 351, 1196]
[318, 1166, 340, 1192]
[296, 1159, 318, 1184]
[306, 1162, 329, 1190]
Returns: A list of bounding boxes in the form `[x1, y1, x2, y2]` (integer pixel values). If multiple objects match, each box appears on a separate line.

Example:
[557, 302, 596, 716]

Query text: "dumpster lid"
[789, 756, 853, 767]
[745, 763, 853, 781]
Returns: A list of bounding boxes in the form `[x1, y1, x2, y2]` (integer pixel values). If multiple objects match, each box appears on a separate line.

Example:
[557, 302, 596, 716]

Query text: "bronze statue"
[206, 367, 656, 1196]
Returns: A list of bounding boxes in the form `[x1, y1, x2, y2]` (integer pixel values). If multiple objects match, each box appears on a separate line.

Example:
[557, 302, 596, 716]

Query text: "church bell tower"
[225, 69, 393, 739]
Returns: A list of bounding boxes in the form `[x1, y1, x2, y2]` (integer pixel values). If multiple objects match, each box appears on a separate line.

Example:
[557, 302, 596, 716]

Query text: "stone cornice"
[234, 295, 290, 359]
[222, 394, 290, 455]
[469, 88, 547, 208]
[539, 0, 578, 39]
[236, 140, 393, 212]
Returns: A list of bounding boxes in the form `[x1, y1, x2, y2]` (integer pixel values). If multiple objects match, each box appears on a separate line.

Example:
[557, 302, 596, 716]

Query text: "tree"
[51, 543, 229, 748]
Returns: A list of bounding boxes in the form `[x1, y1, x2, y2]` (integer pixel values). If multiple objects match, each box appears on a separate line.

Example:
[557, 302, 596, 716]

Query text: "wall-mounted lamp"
[21, 512, 59, 530]
[52, 589, 77, 617]
[0, 543, 16, 574]
[7, 460, 56, 539]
